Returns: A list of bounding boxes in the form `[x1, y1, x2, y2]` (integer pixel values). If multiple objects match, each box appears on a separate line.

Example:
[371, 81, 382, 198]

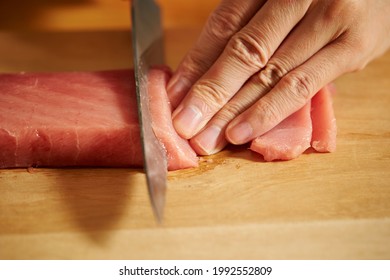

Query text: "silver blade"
[131, 0, 167, 223]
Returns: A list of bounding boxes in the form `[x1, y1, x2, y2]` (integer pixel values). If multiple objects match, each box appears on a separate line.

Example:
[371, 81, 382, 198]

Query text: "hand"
[167, 0, 390, 155]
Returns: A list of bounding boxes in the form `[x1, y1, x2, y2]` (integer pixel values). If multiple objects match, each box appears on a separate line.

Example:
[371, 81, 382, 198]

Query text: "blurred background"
[0, 0, 219, 31]
[0, 0, 220, 72]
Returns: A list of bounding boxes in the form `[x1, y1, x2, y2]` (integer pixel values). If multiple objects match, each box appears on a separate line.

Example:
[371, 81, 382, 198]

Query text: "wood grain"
[0, 1, 389, 259]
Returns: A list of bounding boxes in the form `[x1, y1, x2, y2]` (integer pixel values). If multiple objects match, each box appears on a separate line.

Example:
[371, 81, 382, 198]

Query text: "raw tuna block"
[0, 68, 198, 170]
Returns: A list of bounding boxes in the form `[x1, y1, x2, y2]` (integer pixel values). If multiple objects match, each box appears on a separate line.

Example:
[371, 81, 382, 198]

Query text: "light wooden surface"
[0, 1, 390, 260]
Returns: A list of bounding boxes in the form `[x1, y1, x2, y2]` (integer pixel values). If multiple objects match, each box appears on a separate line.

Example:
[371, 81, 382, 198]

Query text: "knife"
[131, 0, 167, 223]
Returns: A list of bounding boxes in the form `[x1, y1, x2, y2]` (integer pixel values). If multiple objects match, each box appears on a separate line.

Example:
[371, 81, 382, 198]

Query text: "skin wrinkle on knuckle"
[227, 31, 269, 71]
[180, 50, 209, 82]
[191, 80, 231, 116]
[256, 62, 288, 90]
[206, 5, 244, 42]
[252, 99, 282, 130]
[281, 72, 313, 106]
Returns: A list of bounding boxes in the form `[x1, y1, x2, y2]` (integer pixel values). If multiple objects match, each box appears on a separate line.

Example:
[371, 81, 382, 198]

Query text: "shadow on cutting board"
[53, 168, 153, 244]
[0, 167, 154, 250]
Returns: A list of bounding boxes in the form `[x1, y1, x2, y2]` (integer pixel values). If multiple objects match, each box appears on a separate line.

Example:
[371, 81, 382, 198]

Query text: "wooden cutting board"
[0, 20, 389, 259]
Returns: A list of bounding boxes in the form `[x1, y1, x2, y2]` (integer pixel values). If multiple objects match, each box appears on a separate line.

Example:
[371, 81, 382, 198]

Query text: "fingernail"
[167, 76, 189, 95]
[227, 122, 253, 144]
[173, 105, 202, 139]
[191, 125, 225, 155]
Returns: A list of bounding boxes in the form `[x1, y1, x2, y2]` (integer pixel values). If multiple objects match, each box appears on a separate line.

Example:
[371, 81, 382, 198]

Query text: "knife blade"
[131, 0, 167, 223]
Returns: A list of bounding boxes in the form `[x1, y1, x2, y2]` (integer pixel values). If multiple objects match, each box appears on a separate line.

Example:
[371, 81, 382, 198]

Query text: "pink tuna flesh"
[250, 102, 312, 161]
[310, 85, 337, 152]
[0, 68, 198, 171]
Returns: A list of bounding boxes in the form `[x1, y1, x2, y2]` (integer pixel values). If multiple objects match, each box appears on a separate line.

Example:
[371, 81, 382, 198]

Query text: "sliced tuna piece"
[0, 68, 198, 170]
[250, 102, 312, 161]
[310, 85, 337, 152]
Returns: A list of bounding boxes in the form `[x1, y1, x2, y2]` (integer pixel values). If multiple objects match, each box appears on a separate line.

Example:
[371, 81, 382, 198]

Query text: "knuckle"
[206, 6, 243, 41]
[227, 32, 269, 70]
[253, 99, 282, 127]
[192, 79, 231, 115]
[256, 62, 288, 90]
[281, 72, 313, 105]
[180, 49, 208, 81]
